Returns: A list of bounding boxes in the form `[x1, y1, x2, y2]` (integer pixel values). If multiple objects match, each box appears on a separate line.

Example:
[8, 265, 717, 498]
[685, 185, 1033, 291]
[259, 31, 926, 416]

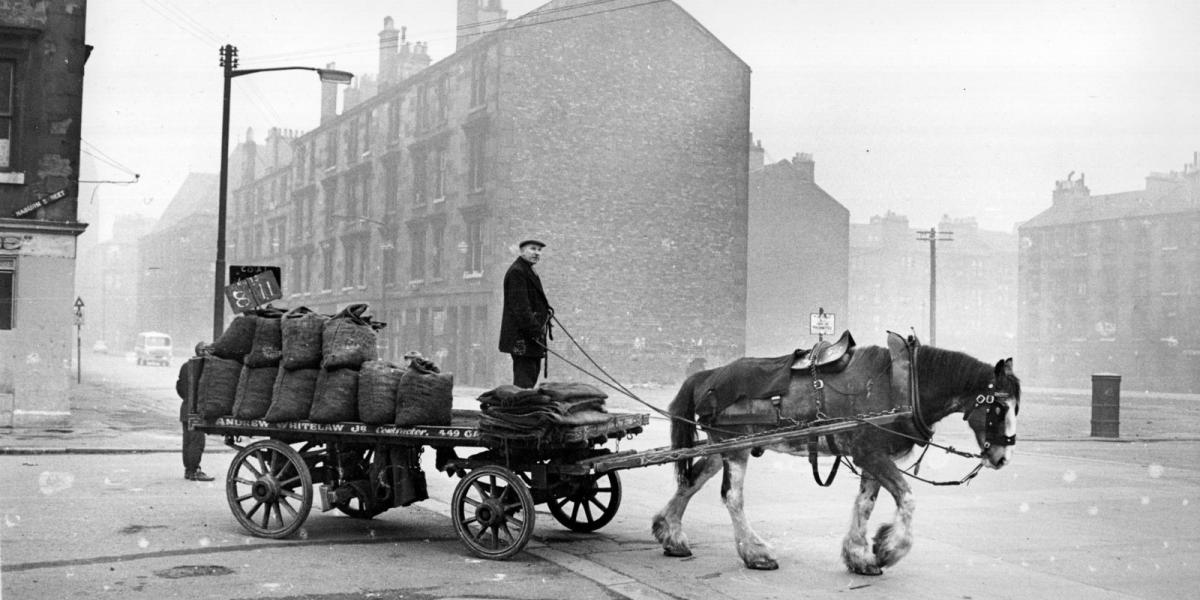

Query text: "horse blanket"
[696, 333, 914, 427]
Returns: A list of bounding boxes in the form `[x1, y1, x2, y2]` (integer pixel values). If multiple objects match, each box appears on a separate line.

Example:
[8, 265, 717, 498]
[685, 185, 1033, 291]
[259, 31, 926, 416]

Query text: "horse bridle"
[962, 388, 1018, 449]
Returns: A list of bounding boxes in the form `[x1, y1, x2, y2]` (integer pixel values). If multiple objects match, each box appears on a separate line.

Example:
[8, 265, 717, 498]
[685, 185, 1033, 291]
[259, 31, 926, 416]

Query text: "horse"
[651, 334, 1020, 574]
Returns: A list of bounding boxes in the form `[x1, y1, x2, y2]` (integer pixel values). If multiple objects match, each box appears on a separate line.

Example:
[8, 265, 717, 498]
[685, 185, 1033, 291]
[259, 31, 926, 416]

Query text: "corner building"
[228, 0, 751, 385]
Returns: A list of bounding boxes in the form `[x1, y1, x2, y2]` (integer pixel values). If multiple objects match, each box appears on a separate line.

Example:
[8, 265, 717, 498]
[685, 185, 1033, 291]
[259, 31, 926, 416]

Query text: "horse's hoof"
[849, 564, 883, 576]
[746, 558, 779, 570]
[663, 547, 693, 558]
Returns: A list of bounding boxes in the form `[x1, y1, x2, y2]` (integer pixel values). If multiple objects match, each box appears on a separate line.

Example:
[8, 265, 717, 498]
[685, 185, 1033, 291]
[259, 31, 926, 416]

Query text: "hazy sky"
[80, 0, 1200, 237]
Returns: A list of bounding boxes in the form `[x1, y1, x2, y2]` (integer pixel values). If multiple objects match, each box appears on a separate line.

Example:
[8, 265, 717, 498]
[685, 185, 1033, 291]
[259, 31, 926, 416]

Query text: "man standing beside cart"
[175, 342, 215, 481]
[499, 238, 553, 388]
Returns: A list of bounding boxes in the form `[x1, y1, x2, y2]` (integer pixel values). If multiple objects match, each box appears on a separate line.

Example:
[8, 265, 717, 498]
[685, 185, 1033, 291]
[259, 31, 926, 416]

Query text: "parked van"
[135, 331, 173, 366]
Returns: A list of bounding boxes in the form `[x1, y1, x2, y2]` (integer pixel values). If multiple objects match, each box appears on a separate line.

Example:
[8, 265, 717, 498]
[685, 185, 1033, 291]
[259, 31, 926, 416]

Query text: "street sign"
[225, 269, 282, 314]
[230, 265, 282, 286]
[810, 310, 835, 336]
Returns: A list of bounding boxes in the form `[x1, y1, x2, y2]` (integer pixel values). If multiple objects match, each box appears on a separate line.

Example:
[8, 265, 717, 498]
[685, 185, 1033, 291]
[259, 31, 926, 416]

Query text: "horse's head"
[962, 358, 1020, 469]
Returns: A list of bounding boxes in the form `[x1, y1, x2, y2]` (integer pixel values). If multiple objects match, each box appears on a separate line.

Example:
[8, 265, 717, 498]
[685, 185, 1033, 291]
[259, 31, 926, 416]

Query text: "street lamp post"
[214, 44, 353, 340]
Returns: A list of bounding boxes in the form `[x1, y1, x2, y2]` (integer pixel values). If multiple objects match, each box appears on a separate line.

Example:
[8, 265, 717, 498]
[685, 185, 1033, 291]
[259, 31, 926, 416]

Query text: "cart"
[190, 399, 909, 560]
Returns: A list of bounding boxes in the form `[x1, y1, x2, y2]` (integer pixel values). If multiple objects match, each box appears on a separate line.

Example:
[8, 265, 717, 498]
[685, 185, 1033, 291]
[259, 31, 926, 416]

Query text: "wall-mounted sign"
[13, 188, 68, 218]
[225, 267, 282, 314]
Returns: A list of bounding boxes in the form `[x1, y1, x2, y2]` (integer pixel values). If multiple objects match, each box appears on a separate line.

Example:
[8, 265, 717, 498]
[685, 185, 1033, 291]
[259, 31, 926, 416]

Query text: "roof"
[151, 173, 219, 234]
[1022, 177, 1199, 229]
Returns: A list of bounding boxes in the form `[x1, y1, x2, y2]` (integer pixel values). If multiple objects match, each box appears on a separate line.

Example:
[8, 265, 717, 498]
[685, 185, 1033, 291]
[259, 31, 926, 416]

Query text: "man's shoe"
[188, 470, 215, 482]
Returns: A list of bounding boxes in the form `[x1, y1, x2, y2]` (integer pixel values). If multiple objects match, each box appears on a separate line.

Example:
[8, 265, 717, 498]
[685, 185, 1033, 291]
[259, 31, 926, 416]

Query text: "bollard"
[1090, 373, 1121, 438]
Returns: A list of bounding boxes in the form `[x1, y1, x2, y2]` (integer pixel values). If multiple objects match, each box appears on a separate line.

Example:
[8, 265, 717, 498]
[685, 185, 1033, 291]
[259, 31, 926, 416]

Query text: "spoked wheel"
[548, 471, 622, 532]
[451, 465, 536, 560]
[226, 439, 313, 539]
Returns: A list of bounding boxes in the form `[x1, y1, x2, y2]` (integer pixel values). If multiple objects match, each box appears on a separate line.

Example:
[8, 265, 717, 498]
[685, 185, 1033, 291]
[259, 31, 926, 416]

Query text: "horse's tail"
[669, 370, 707, 486]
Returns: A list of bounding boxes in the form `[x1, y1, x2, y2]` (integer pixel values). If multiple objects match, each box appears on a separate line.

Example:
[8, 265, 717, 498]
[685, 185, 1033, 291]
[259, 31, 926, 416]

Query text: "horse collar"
[910, 345, 935, 441]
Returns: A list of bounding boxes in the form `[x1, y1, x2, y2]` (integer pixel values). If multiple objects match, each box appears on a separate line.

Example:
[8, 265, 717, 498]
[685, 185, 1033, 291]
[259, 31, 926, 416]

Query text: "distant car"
[135, 331, 172, 366]
[92, 340, 109, 354]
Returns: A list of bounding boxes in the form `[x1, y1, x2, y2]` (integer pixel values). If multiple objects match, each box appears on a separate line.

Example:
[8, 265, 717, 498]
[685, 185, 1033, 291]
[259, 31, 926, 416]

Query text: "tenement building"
[849, 212, 1016, 361]
[226, 0, 751, 385]
[746, 150, 849, 356]
[0, 1, 89, 427]
[1018, 155, 1200, 393]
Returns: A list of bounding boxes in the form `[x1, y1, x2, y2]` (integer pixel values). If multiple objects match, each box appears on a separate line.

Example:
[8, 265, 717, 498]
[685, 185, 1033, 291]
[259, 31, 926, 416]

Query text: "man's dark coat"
[499, 257, 551, 357]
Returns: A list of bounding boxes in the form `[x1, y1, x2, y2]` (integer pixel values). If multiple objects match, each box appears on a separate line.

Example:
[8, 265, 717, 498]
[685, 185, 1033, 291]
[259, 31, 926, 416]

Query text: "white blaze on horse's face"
[967, 393, 1017, 470]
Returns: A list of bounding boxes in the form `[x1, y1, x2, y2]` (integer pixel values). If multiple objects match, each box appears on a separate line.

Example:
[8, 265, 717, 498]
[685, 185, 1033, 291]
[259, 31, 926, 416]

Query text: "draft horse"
[651, 333, 1020, 574]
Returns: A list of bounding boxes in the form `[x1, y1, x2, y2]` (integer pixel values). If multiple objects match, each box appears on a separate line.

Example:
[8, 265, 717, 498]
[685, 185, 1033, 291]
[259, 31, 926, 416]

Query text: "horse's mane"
[915, 346, 996, 398]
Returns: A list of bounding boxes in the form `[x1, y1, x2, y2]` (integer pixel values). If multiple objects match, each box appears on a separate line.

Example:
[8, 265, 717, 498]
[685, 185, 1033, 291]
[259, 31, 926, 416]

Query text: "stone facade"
[0, 0, 88, 427]
[226, 0, 750, 385]
[1018, 155, 1200, 392]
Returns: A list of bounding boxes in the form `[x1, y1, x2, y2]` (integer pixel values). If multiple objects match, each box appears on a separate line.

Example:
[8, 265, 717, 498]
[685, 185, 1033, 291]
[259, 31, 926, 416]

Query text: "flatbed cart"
[189, 408, 910, 560]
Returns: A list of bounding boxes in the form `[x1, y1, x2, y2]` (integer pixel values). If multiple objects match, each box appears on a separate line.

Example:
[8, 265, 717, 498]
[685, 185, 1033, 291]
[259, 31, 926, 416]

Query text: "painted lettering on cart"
[212, 417, 479, 438]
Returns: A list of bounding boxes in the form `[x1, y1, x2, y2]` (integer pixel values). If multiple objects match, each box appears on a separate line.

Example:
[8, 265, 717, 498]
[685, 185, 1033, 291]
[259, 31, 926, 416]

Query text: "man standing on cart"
[499, 238, 553, 388]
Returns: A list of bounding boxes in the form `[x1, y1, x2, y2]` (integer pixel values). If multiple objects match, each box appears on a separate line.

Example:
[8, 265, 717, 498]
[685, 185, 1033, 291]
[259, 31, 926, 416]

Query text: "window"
[431, 221, 445, 280]
[413, 150, 427, 205]
[436, 75, 449, 124]
[346, 118, 358, 160]
[325, 131, 338, 169]
[343, 238, 364, 288]
[465, 220, 483, 276]
[433, 147, 446, 201]
[409, 226, 426, 282]
[0, 60, 13, 169]
[387, 99, 402, 142]
[470, 53, 487, 108]
[321, 243, 334, 291]
[384, 159, 400, 215]
[467, 128, 486, 192]
[382, 228, 398, 285]
[1, 256, 13, 329]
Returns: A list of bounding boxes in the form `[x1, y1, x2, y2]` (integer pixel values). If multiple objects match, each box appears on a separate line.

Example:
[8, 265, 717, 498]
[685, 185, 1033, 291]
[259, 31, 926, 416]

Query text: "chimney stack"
[457, 0, 507, 50]
[320, 62, 338, 124]
[793, 152, 814, 181]
[748, 138, 764, 172]
[379, 17, 399, 86]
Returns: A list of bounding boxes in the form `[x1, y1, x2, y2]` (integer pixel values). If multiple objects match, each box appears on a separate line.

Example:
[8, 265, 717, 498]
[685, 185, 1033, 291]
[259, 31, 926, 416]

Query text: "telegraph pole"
[916, 227, 953, 345]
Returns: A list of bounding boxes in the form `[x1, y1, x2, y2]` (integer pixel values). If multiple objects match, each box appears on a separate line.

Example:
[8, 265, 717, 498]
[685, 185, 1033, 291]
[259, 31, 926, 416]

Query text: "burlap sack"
[358, 360, 404, 424]
[210, 314, 257, 361]
[198, 355, 243, 418]
[395, 369, 453, 426]
[280, 307, 328, 370]
[310, 368, 359, 423]
[321, 304, 379, 370]
[264, 368, 319, 422]
[232, 365, 279, 419]
[244, 309, 284, 368]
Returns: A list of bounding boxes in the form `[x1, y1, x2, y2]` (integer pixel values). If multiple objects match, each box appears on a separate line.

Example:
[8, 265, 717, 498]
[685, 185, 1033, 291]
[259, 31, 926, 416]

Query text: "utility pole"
[916, 227, 953, 345]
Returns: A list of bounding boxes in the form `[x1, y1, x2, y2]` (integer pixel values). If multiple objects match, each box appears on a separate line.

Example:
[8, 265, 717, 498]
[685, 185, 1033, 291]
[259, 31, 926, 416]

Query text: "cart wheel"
[548, 471, 622, 532]
[226, 439, 313, 539]
[451, 465, 536, 560]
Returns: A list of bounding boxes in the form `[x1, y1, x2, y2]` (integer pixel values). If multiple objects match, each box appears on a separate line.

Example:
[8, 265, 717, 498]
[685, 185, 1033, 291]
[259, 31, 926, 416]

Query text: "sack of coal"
[358, 360, 404, 424]
[395, 368, 453, 426]
[244, 308, 284, 368]
[310, 367, 359, 423]
[232, 365, 279, 419]
[321, 304, 380, 370]
[280, 306, 328, 370]
[264, 367, 319, 422]
[198, 355, 243, 418]
[210, 314, 257, 361]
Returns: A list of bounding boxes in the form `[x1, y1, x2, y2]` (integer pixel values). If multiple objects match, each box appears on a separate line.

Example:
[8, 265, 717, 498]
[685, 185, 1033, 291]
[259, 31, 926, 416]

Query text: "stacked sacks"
[358, 360, 405, 424]
[200, 310, 263, 419]
[310, 304, 384, 423]
[264, 306, 327, 422]
[232, 307, 283, 419]
[395, 357, 453, 426]
[477, 381, 610, 444]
